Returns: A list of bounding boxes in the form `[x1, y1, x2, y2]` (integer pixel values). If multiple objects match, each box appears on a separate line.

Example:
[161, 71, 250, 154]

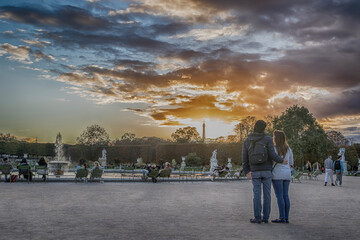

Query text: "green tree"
[264, 115, 275, 136]
[121, 132, 135, 142]
[0, 133, 17, 142]
[354, 143, 360, 157]
[234, 116, 257, 142]
[185, 153, 202, 167]
[76, 125, 110, 161]
[171, 126, 200, 143]
[326, 131, 349, 147]
[77, 125, 110, 146]
[273, 105, 332, 167]
[345, 146, 359, 170]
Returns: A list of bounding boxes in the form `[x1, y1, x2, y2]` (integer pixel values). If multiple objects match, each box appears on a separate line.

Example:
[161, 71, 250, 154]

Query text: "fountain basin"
[48, 161, 69, 177]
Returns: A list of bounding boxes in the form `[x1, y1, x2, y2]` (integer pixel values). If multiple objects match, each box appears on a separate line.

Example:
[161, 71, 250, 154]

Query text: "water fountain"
[48, 132, 69, 177]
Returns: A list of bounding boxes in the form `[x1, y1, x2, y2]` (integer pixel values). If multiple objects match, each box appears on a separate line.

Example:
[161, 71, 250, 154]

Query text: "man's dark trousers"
[252, 171, 272, 221]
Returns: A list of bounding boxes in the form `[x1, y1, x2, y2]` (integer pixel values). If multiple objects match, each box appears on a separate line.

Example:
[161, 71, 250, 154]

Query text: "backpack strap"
[248, 135, 266, 152]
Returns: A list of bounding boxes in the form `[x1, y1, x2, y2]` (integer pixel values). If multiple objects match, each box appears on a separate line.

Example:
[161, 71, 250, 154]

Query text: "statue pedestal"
[338, 148, 348, 176]
[210, 158, 218, 172]
[342, 161, 348, 175]
[99, 157, 107, 168]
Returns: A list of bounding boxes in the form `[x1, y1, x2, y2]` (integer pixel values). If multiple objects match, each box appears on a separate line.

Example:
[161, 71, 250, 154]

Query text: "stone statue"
[227, 158, 232, 170]
[212, 149, 217, 159]
[102, 148, 107, 160]
[180, 156, 186, 170]
[210, 149, 218, 172]
[338, 148, 348, 175]
[137, 157, 143, 165]
[99, 148, 107, 168]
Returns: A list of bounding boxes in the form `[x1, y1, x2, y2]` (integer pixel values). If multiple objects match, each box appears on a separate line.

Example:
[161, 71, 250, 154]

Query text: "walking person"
[334, 156, 344, 186]
[324, 155, 335, 186]
[242, 120, 288, 224]
[271, 130, 293, 224]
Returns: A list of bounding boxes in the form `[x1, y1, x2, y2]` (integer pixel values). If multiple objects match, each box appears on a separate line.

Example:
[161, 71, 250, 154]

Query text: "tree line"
[1, 105, 359, 169]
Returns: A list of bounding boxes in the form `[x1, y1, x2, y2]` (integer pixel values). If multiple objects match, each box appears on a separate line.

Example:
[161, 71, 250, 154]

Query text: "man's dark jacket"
[242, 132, 284, 175]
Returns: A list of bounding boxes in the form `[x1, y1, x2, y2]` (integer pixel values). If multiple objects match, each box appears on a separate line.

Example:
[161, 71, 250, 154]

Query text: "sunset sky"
[0, 0, 359, 143]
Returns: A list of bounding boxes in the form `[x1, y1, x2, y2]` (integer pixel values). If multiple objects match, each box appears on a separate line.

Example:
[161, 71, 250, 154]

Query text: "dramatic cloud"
[0, 43, 32, 63]
[0, 5, 110, 30]
[0, 0, 359, 140]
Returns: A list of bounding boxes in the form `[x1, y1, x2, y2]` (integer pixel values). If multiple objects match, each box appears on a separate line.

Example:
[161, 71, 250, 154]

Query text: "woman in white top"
[271, 130, 294, 224]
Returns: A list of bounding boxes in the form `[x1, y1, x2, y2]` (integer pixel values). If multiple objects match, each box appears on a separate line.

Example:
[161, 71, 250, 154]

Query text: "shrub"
[185, 153, 202, 167]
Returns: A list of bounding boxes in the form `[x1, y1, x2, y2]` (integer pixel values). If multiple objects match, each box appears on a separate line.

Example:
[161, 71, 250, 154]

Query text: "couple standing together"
[242, 120, 293, 224]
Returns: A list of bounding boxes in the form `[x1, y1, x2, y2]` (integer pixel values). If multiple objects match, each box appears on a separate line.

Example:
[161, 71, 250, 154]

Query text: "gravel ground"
[0, 175, 359, 240]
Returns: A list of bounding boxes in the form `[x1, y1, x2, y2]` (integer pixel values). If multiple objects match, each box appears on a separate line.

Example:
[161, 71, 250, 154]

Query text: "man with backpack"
[242, 120, 288, 224]
[334, 156, 344, 186]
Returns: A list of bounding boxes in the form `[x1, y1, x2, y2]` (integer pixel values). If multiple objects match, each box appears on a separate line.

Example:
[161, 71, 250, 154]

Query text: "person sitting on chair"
[90, 161, 101, 172]
[210, 166, 222, 181]
[37, 157, 47, 182]
[18, 158, 33, 181]
[75, 159, 87, 174]
[141, 164, 150, 181]
[218, 166, 230, 175]
[149, 164, 158, 182]
[1, 158, 13, 182]
[158, 162, 172, 177]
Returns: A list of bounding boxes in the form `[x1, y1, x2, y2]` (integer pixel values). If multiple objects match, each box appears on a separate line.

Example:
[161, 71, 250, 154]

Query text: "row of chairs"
[0, 164, 48, 183]
[75, 169, 104, 183]
[291, 171, 320, 183]
[0, 165, 104, 183]
[145, 167, 243, 182]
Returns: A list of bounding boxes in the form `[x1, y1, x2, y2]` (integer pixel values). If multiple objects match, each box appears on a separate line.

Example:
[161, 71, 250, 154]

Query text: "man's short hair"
[254, 120, 267, 133]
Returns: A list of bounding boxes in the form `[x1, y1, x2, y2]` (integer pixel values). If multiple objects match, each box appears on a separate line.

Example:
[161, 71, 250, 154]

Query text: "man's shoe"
[250, 218, 261, 224]
[331, 183, 335, 186]
[284, 219, 289, 224]
[324, 182, 327, 186]
[262, 219, 268, 223]
[271, 219, 285, 223]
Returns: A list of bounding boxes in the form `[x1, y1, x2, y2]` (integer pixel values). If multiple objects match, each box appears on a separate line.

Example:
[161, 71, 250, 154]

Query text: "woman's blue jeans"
[272, 179, 290, 220]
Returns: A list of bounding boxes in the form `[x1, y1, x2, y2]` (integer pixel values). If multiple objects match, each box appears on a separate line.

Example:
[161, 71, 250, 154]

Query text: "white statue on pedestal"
[99, 148, 107, 168]
[102, 148, 107, 160]
[227, 158, 232, 170]
[137, 157, 143, 165]
[180, 156, 186, 170]
[338, 148, 348, 175]
[210, 149, 218, 172]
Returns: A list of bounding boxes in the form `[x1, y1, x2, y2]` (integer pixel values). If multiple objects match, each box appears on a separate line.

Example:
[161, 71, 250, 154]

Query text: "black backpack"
[248, 136, 268, 165]
[334, 160, 341, 170]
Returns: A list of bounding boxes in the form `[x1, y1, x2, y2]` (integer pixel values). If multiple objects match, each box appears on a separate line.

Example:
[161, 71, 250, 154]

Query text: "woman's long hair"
[273, 130, 289, 157]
